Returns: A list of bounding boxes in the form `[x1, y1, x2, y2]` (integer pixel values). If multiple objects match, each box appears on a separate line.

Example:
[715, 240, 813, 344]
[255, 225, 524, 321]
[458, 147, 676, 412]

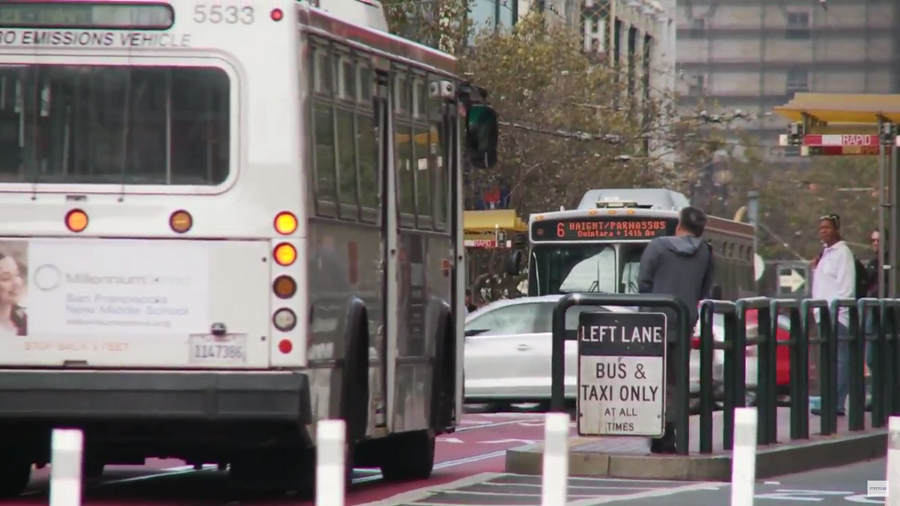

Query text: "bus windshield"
[530, 243, 648, 295]
[0, 63, 230, 185]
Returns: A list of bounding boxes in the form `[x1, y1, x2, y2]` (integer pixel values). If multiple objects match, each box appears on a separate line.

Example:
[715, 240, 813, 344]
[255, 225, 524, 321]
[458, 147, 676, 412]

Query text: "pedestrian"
[637, 206, 714, 454]
[864, 229, 886, 411]
[810, 214, 856, 417]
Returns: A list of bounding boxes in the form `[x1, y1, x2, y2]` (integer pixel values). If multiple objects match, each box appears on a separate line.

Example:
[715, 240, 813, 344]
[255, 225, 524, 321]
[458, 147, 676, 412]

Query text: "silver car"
[463, 295, 635, 404]
[464, 296, 761, 408]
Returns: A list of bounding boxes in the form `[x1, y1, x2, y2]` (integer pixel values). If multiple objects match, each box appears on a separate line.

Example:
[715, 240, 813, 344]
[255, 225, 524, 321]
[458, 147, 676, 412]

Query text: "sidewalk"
[505, 408, 887, 481]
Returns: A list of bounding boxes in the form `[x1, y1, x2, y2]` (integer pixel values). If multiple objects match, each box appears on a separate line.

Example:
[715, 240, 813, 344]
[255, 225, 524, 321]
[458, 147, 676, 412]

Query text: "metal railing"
[550, 295, 900, 455]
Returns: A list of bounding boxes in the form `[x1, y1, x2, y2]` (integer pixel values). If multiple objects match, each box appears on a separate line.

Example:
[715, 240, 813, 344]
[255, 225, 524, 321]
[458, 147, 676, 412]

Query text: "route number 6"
[193, 5, 255, 25]
[556, 223, 565, 237]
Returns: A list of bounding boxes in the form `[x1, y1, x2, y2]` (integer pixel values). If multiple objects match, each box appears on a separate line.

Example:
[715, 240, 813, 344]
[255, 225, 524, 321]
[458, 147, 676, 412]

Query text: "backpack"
[853, 255, 868, 300]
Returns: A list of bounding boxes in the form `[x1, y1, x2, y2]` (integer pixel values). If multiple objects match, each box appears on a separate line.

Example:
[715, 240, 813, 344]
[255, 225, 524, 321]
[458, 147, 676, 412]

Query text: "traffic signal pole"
[879, 116, 889, 299]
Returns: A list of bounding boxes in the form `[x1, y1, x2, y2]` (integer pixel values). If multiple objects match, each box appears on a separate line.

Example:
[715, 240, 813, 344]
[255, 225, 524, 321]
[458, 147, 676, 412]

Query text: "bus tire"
[0, 458, 31, 498]
[430, 308, 455, 431]
[380, 429, 435, 482]
[335, 298, 370, 487]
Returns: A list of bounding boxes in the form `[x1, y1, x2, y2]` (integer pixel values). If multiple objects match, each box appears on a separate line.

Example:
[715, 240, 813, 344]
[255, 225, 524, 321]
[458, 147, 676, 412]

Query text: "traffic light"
[467, 104, 498, 169]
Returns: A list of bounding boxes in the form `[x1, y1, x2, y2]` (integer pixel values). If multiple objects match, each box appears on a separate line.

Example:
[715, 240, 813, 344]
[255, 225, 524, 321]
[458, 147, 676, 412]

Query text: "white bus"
[517, 189, 755, 300]
[0, 0, 498, 496]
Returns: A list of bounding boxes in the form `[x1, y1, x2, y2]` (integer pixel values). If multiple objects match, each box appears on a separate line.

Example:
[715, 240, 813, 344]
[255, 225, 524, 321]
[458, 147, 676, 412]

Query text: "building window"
[786, 69, 809, 93]
[468, 0, 515, 44]
[786, 11, 810, 39]
[689, 75, 705, 96]
[688, 18, 705, 38]
[627, 26, 637, 98]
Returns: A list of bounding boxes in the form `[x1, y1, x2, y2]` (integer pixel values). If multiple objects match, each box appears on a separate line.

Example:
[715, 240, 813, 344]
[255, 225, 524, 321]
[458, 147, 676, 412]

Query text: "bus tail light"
[273, 275, 297, 299]
[169, 210, 193, 234]
[278, 339, 293, 354]
[65, 209, 89, 233]
[270, 8, 283, 21]
[274, 243, 297, 266]
[274, 212, 297, 235]
[273, 308, 297, 332]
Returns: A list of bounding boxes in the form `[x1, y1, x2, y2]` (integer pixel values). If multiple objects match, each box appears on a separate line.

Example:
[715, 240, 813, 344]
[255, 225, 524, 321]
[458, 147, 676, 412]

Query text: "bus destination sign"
[532, 217, 677, 241]
[0, 3, 174, 30]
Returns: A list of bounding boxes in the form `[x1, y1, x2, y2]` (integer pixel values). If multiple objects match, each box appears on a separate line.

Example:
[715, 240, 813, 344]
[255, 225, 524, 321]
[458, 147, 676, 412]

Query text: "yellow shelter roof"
[773, 93, 900, 124]
[463, 210, 527, 232]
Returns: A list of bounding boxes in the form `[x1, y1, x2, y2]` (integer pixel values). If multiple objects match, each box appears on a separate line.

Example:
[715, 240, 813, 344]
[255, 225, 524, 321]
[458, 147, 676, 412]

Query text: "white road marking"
[479, 482, 654, 491]
[567, 482, 725, 505]
[355, 472, 505, 506]
[478, 438, 538, 445]
[443, 490, 601, 497]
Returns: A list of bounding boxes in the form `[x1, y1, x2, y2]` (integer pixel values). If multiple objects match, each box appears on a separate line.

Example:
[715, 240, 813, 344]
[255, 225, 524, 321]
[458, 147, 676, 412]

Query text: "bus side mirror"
[710, 284, 723, 300]
[505, 250, 522, 276]
[467, 104, 498, 169]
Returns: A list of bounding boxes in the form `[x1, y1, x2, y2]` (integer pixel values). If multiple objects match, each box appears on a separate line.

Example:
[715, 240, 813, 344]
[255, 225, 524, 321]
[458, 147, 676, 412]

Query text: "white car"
[464, 296, 769, 408]
[689, 313, 727, 399]
[463, 295, 636, 404]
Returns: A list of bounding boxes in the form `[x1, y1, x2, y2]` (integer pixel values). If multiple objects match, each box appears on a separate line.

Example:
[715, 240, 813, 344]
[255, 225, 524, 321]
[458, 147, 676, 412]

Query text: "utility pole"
[747, 191, 760, 291]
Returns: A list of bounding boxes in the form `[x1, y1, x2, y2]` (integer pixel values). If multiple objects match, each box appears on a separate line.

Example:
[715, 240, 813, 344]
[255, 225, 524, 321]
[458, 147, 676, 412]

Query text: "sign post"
[577, 311, 667, 437]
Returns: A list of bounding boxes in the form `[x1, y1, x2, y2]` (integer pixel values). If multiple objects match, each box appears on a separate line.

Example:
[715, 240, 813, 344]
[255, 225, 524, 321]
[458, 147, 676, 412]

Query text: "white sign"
[755, 254, 765, 281]
[577, 312, 667, 437]
[188, 333, 247, 366]
[779, 269, 806, 292]
[866, 481, 887, 498]
[27, 239, 210, 335]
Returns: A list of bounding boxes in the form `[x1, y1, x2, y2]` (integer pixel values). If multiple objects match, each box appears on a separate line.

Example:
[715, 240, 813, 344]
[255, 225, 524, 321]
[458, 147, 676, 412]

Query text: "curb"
[505, 430, 887, 481]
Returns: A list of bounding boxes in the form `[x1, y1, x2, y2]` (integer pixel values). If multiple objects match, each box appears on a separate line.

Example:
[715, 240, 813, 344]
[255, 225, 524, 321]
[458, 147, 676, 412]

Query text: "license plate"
[188, 333, 247, 365]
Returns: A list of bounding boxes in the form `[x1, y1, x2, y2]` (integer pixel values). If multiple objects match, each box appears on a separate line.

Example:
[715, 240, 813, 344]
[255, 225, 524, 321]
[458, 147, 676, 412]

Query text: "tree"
[686, 139, 879, 261]
[383, 7, 726, 299]
[756, 156, 878, 259]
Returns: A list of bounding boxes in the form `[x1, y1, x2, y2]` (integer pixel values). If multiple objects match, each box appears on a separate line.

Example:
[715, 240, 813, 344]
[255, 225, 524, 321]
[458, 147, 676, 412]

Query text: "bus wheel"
[0, 458, 31, 498]
[379, 430, 435, 482]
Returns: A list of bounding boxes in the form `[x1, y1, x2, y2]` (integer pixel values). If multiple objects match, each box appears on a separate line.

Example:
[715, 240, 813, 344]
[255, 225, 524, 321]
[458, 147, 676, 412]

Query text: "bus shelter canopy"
[463, 210, 527, 232]
[774, 93, 900, 125]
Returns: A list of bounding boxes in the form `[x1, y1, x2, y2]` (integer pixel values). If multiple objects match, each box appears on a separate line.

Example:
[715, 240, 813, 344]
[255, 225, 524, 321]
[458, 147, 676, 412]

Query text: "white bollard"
[887, 417, 900, 506]
[50, 429, 83, 506]
[542, 413, 570, 506]
[316, 419, 346, 506]
[730, 408, 758, 506]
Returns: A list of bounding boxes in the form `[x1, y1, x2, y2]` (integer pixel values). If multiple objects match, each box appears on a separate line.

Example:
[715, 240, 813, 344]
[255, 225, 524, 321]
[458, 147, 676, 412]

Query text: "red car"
[691, 309, 791, 393]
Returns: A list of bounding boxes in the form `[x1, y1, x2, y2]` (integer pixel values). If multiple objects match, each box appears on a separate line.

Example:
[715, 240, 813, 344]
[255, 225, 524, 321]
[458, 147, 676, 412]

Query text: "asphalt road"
[8, 411, 559, 506]
[355, 459, 889, 506]
[593, 457, 887, 505]
[8, 411, 889, 505]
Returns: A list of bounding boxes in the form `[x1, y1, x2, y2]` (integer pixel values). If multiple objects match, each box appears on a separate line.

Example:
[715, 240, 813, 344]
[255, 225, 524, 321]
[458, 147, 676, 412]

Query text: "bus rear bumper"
[0, 370, 312, 423]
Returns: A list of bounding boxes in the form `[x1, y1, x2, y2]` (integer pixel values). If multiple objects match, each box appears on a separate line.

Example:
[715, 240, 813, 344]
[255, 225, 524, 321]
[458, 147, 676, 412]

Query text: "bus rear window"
[0, 64, 230, 186]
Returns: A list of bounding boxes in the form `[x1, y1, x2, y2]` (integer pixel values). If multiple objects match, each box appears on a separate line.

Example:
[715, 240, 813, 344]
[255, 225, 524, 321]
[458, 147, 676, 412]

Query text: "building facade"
[468, 0, 676, 104]
[676, 0, 900, 143]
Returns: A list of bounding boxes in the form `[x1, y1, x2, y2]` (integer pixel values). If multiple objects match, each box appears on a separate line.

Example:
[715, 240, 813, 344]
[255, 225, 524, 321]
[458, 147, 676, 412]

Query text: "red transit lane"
[8, 412, 571, 506]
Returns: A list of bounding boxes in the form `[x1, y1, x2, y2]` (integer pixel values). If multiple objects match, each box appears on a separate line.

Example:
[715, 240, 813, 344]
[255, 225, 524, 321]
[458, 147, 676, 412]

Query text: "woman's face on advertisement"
[0, 256, 23, 305]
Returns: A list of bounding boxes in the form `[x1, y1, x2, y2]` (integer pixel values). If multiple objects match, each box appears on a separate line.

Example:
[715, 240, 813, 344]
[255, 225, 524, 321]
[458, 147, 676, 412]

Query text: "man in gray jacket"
[637, 206, 714, 454]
